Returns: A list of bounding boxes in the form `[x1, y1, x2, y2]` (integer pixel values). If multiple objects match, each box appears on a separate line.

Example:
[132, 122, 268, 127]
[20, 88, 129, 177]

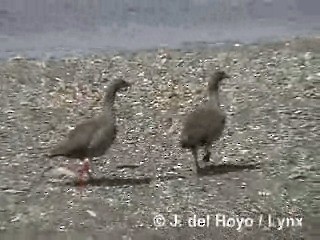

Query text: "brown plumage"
[180, 70, 230, 171]
[48, 78, 130, 180]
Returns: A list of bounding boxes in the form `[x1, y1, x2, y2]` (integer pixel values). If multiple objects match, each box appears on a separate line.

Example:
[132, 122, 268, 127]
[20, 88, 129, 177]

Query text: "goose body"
[48, 78, 130, 180]
[180, 70, 230, 171]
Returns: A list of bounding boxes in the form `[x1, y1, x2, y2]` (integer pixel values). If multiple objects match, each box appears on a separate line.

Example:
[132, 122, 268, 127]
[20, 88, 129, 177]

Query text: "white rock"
[86, 210, 97, 218]
[49, 167, 77, 178]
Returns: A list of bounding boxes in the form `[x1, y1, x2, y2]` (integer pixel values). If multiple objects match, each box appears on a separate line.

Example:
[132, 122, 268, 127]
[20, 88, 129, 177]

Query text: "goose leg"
[77, 162, 85, 187]
[82, 158, 93, 179]
[86, 159, 95, 180]
[191, 148, 200, 171]
[203, 144, 211, 162]
[77, 158, 92, 185]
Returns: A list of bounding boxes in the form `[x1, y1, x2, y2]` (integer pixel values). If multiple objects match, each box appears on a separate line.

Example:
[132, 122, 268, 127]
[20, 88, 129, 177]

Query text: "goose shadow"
[66, 176, 153, 187]
[67, 174, 188, 187]
[197, 162, 261, 176]
[157, 174, 187, 181]
[62, 163, 260, 186]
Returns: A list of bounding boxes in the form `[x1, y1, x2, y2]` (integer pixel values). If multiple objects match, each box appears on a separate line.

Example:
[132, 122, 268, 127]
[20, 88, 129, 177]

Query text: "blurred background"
[0, 0, 320, 59]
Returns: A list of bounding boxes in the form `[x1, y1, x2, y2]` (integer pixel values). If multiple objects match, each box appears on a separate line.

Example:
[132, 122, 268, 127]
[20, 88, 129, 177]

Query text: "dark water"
[0, 0, 319, 58]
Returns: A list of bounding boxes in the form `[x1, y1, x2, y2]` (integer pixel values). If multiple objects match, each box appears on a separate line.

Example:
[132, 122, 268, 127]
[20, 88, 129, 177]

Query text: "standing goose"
[48, 78, 130, 181]
[180, 70, 230, 172]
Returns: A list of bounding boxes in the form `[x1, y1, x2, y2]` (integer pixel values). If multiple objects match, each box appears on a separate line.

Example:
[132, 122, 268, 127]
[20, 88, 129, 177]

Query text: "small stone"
[3, 189, 25, 194]
[304, 52, 313, 61]
[239, 149, 249, 154]
[49, 167, 77, 178]
[20, 101, 30, 106]
[138, 72, 144, 77]
[10, 214, 22, 222]
[258, 191, 271, 197]
[9, 55, 24, 61]
[86, 210, 97, 218]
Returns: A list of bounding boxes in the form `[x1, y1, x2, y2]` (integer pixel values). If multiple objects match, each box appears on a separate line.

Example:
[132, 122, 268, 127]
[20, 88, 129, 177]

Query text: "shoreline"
[1, 34, 319, 62]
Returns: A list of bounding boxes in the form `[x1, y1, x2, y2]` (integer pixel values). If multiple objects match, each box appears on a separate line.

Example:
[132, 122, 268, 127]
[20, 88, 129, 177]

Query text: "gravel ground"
[0, 37, 319, 240]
